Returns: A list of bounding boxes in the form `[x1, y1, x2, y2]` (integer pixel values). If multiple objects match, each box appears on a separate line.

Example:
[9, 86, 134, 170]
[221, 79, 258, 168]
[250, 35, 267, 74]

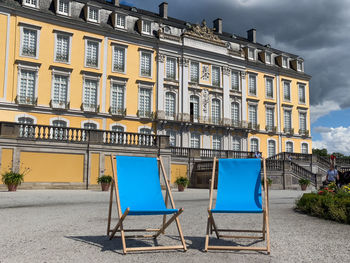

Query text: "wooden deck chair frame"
[204, 157, 270, 254]
[106, 155, 187, 254]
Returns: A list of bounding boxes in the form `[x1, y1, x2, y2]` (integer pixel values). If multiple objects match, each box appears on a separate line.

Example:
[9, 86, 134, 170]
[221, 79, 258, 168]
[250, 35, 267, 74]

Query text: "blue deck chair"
[106, 155, 187, 254]
[204, 157, 270, 254]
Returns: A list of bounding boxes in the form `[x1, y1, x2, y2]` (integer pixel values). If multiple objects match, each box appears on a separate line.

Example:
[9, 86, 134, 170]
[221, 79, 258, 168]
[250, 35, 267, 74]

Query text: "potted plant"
[97, 175, 113, 191]
[2, 170, 25, 191]
[175, 176, 189, 192]
[261, 177, 273, 190]
[298, 178, 311, 191]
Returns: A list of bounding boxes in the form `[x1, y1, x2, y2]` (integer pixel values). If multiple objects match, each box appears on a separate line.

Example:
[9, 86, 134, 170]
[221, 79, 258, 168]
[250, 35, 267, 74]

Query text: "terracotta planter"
[7, 184, 18, 192]
[177, 185, 185, 192]
[300, 184, 308, 191]
[101, 183, 110, 191]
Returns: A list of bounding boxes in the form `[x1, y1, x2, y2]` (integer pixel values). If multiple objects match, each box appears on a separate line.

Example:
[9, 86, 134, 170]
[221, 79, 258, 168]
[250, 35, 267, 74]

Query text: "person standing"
[326, 164, 339, 184]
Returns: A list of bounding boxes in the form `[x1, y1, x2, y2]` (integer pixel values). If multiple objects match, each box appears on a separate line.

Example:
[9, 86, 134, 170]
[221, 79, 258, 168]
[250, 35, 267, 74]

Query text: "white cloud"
[310, 101, 340, 123]
[312, 126, 350, 154]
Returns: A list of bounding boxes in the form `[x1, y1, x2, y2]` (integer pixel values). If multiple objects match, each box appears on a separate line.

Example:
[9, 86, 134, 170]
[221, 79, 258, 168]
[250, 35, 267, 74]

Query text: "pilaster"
[223, 66, 231, 125]
[181, 57, 190, 121]
[241, 71, 247, 121]
[157, 53, 166, 118]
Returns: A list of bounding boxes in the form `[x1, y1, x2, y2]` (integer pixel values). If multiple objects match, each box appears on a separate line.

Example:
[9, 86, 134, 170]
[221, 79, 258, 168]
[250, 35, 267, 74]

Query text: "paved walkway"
[0, 189, 349, 262]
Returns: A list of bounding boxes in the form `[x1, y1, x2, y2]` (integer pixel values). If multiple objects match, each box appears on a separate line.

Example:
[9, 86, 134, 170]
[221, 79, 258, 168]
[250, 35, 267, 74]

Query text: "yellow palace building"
[0, 0, 311, 186]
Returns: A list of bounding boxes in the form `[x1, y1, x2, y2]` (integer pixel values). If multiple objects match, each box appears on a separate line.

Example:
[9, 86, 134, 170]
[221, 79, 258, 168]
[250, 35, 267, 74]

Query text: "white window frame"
[23, 0, 39, 8]
[190, 94, 200, 122]
[138, 126, 153, 134]
[50, 117, 70, 127]
[231, 70, 240, 91]
[15, 113, 37, 124]
[141, 20, 152, 35]
[250, 137, 260, 152]
[84, 37, 101, 69]
[87, 5, 100, 23]
[166, 130, 177, 147]
[299, 110, 307, 133]
[283, 80, 291, 102]
[110, 78, 127, 114]
[190, 61, 200, 83]
[190, 132, 201, 149]
[265, 52, 272, 65]
[248, 102, 258, 126]
[138, 84, 153, 117]
[54, 30, 72, 64]
[81, 120, 99, 129]
[82, 75, 100, 112]
[211, 65, 221, 87]
[298, 83, 306, 104]
[232, 137, 241, 151]
[265, 105, 275, 130]
[115, 12, 126, 29]
[283, 109, 292, 132]
[165, 56, 177, 80]
[165, 91, 177, 119]
[231, 101, 241, 126]
[285, 141, 294, 153]
[50, 69, 71, 109]
[265, 77, 274, 99]
[248, 73, 257, 96]
[139, 49, 153, 78]
[111, 43, 127, 74]
[56, 0, 70, 16]
[267, 139, 277, 157]
[16, 64, 39, 105]
[282, 56, 289, 68]
[297, 60, 304, 72]
[248, 48, 255, 60]
[212, 135, 222, 150]
[19, 24, 41, 59]
[211, 98, 222, 124]
[301, 142, 309, 154]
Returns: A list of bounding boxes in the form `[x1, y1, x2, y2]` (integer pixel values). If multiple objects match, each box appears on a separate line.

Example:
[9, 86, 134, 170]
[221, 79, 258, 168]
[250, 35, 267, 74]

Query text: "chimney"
[114, 0, 119, 6]
[247, 28, 256, 43]
[213, 18, 222, 34]
[159, 2, 168, 19]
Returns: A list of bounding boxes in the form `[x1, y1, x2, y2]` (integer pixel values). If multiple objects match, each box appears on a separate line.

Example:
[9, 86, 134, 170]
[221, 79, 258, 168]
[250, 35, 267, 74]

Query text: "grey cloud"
[313, 126, 332, 133]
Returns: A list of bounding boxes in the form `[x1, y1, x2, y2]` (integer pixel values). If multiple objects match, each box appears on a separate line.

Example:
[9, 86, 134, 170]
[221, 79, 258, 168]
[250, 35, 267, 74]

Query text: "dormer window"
[116, 13, 126, 29]
[87, 6, 99, 23]
[56, 0, 70, 16]
[297, 60, 304, 72]
[265, 52, 272, 64]
[142, 20, 151, 35]
[248, 48, 255, 60]
[282, 56, 288, 68]
[23, 0, 38, 8]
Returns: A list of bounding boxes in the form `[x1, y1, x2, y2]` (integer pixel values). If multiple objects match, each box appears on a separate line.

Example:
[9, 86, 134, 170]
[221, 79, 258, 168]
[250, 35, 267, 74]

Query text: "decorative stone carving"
[157, 53, 166, 63]
[241, 72, 246, 80]
[202, 89, 209, 113]
[201, 65, 210, 81]
[223, 67, 231, 76]
[179, 58, 189, 67]
[183, 20, 224, 46]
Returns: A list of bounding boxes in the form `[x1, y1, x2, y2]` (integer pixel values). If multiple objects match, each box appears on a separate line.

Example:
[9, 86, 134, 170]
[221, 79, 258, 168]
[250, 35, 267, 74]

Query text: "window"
[52, 74, 68, 107]
[88, 6, 99, 23]
[250, 138, 259, 152]
[284, 110, 292, 132]
[190, 61, 199, 83]
[190, 133, 200, 148]
[232, 138, 241, 151]
[299, 112, 307, 132]
[266, 52, 271, 64]
[18, 117, 34, 138]
[110, 83, 125, 114]
[268, 140, 276, 157]
[140, 51, 152, 77]
[166, 57, 176, 80]
[84, 122, 97, 130]
[283, 81, 291, 101]
[282, 57, 288, 68]
[297, 61, 303, 72]
[248, 48, 255, 60]
[140, 128, 152, 134]
[265, 78, 273, 98]
[211, 99, 221, 124]
[266, 107, 274, 130]
[57, 0, 69, 16]
[301, 143, 308, 154]
[213, 135, 222, 150]
[52, 120, 67, 140]
[166, 130, 176, 147]
[142, 20, 151, 35]
[231, 102, 240, 126]
[248, 105, 257, 126]
[248, 74, 257, 95]
[55, 34, 70, 63]
[21, 28, 38, 57]
[18, 69, 36, 105]
[190, 95, 199, 122]
[116, 13, 126, 29]
[231, 71, 239, 91]
[138, 88, 151, 117]
[286, 142, 293, 153]
[165, 92, 176, 119]
[24, 0, 38, 8]
[111, 125, 125, 144]
[85, 40, 99, 68]
[83, 78, 98, 111]
[112, 46, 126, 73]
[298, 84, 306, 104]
[212, 66, 220, 87]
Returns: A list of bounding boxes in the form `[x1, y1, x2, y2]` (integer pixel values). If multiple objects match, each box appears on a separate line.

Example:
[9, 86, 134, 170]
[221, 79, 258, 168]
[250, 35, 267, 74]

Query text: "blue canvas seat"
[106, 155, 187, 254]
[204, 158, 271, 254]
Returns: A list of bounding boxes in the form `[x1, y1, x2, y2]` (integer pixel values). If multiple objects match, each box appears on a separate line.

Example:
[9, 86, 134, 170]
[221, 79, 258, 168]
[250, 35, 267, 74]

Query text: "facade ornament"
[201, 65, 210, 81]
[183, 20, 224, 45]
[202, 89, 210, 113]
[179, 57, 189, 67]
[223, 67, 231, 76]
[156, 53, 166, 63]
[241, 72, 246, 80]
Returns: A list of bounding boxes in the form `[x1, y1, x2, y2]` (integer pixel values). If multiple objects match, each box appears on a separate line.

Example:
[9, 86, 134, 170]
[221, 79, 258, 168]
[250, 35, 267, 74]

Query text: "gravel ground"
[0, 189, 349, 263]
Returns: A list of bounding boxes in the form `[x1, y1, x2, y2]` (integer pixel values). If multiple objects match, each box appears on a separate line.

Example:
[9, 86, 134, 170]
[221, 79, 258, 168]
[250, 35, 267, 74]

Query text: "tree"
[312, 148, 328, 156]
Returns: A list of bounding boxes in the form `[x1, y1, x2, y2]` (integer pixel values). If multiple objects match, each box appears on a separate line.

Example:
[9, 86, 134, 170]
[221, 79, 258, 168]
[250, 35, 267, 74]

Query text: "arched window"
[52, 120, 67, 140]
[212, 135, 222, 150]
[84, 122, 97, 130]
[190, 133, 200, 148]
[139, 128, 152, 134]
[301, 143, 308, 154]
[166, 130, 176, 147]
[250, 138, 259, 152]
[111, 125, 125, 144]
[18, 117, 34, 138]
[211, 99, 221, 124]
[139, 127, 152, 146]
[286, 141, 293, 153]
[190, 95, 199, 122]
[232, 137, 241, 151]
[231, 102, 240, 126]
[268, 140, 276, 157]
[165, 92, 176, 119]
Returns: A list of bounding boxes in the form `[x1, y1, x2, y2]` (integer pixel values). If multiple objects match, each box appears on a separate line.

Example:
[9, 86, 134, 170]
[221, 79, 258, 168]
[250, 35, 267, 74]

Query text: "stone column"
[158, 148, 172, 186]
[181, 58, 190, 121]
[223, 66, 231, 125]
[157, 53, 166, 119]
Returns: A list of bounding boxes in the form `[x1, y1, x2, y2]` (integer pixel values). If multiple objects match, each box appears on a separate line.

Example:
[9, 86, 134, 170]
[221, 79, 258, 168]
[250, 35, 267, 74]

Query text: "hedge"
[296, 192, 350, 224]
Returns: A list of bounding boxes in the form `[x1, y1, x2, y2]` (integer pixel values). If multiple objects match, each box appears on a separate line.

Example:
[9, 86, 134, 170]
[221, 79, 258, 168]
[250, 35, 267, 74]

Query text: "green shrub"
[2, 171, 25, 186]
[296, 192, 350, 224]
[175, 176, 189, 187]
[298, 178, 311, 186]
[97, 175, 112, 184]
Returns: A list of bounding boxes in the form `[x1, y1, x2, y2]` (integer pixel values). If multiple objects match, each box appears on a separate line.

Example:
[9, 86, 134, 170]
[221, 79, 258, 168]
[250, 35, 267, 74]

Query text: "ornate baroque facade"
[0, 0, 311, 157]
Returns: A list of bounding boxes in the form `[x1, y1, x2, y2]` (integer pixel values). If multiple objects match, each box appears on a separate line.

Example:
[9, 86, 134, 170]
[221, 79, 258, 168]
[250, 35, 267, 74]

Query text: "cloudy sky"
[122, 0, 350, 154]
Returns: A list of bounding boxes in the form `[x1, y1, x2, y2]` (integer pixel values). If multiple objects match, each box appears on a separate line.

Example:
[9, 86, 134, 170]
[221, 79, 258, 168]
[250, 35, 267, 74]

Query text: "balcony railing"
[265, 125, 277, 133]
[170, 146, 256, 159]
[50, 100, 70, 109]
[137, 110, 154, 119]
[283, 127, 294, 135]
[268, 152, 312, 162]
[109, 107, 126, 117]
[15, 95, 37, 106]
[248, 122, 260, 131]
[299, 129, 309, 137]
[81, 103, 99, 113]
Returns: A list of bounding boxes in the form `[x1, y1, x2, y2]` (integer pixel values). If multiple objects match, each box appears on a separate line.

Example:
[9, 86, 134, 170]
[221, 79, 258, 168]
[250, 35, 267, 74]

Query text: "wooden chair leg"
[204, 215, 211, 252]
[109, 208, 130, 240]
[262, 210, 266, 240]
[208, 211, 220, 239]
[153, 209, 183, 239]
[106, 180, 114, 236]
